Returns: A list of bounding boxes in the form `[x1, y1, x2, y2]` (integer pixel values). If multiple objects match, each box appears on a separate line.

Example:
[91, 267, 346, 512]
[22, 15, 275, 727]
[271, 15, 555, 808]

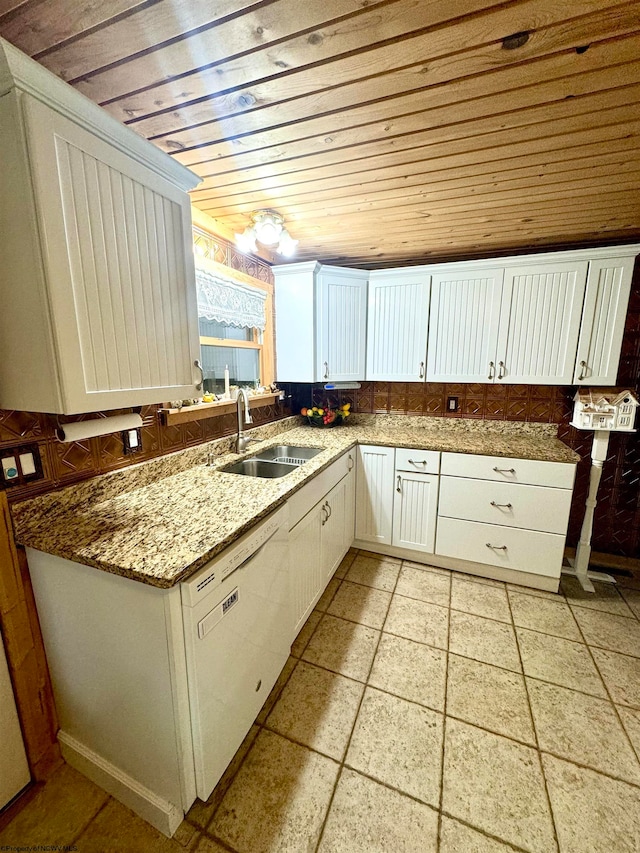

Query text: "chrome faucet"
[235, 388, 259, 453]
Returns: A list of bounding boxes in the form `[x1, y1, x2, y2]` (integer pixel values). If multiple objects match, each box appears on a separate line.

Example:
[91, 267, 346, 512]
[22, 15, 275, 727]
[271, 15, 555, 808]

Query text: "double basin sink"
[222, 445, 322, 478]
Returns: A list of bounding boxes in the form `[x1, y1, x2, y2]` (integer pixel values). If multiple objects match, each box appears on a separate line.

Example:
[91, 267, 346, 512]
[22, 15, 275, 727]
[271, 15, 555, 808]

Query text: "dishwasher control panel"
[181, 504, 287, 607]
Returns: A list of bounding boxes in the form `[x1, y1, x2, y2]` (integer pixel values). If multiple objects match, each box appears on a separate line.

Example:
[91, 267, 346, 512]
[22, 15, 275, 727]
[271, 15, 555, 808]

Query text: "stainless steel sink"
[221, 459, 297, 478]
[253, 445, 322, 463]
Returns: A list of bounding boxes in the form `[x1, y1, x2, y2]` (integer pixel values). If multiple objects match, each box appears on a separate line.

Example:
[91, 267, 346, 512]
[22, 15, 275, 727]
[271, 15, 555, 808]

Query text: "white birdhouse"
[571, 389, 639, 432]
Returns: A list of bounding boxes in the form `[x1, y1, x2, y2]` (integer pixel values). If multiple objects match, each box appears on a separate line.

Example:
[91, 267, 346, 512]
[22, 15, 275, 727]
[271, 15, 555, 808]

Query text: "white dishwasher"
[181, 504, 290, 801]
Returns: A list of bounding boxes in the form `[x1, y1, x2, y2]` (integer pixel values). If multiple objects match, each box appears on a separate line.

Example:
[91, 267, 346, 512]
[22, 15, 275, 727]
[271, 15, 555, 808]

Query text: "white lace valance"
[195, 266, 267, 331]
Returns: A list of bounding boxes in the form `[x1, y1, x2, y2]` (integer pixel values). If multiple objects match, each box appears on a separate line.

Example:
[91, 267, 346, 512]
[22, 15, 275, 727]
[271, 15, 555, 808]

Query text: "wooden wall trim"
[0, 491, 61, 782]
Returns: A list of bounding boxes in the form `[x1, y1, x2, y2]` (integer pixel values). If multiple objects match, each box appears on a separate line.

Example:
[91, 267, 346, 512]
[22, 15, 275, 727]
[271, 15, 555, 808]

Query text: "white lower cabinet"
[392, 471, 438, 553]
[288, 450, 356, 636]
[355, 445, 395, 545]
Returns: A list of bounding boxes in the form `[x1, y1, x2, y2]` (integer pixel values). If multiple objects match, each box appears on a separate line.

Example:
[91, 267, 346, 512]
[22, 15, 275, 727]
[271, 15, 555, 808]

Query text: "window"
[194, 257, 274, 395]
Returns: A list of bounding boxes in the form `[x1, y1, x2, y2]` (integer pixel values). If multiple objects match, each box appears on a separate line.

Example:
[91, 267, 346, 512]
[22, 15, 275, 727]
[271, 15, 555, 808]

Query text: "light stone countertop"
[11, 416, 579, 589]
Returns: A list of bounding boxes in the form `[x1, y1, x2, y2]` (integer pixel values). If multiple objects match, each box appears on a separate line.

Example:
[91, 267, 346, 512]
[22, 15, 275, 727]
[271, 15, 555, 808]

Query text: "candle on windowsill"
[224, 365, 230, 399]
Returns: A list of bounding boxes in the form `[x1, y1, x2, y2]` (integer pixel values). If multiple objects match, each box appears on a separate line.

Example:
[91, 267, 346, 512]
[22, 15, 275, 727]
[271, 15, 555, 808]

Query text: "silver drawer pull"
[490, 501, 512, 509]
[498, 360, 505, 379]
[408, 459, 427, 466]
[493, 466, 515, 474]
[486, 543, 508, 550]
[396, 475, 402, 493]
[488, 361, 495, 380]
[578, 360, 587, 381]
[419, 361, 425, 378]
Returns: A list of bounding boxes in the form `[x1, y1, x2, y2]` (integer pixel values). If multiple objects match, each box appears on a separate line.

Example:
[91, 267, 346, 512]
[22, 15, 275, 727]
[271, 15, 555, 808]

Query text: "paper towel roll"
[57, 413, 143, 443]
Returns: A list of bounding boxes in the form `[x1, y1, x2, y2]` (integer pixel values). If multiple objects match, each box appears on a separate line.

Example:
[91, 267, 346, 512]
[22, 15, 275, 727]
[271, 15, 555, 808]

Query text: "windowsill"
[160, 392, 281, 426]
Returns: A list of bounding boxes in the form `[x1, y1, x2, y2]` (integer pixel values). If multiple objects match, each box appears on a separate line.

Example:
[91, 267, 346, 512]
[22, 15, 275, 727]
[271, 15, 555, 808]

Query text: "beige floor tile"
[451, 577, 511, 623]
[173, 820, 200, 849]
[449, 610, 521, 672]
[316, 577, 341, 611]
[345, 554, 401, 591]
[572, 607, 640, 657]
[590, 647, 640, 708]
[403, 559, 450, 575]
[302, 614, 380, 681]
[385, 595, 449, 649]
[256, 658, 297, 724]
[618, 706, 640, 759]
[0, 763, 108, 846]
[453, 571, 505, 588]
[561, 575, 635, 617]
[327, 580, 392, 629]
[194, 837, 229, 852]
[447, 654, 535, 744]
[368, 632, 447, 711]
[187, 725, 261, 829]
[516, 627, 607, 697]
[543, 753, 640, 853]
[439, 815, 522, 852]
[508, 590, 581, 640]
[75, 798, 182, 852]
[266, 661, 364, 760]
[318, 768, 438, 853]
[346, 687, 444, 807]
[395, 564, 451, 607]
[619, 586, 640, 619]
[334, 550, 357, 579]
[527, 679, 640, 785]
[507, 583, 564, 601]
[442, 718, 556, 853]
[291, 610, 322, 658]
[210, 729, 339, 853]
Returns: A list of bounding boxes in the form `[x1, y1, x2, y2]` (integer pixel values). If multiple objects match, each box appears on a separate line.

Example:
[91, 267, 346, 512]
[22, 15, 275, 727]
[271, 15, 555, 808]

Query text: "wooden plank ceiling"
[1, 0, 639, 267]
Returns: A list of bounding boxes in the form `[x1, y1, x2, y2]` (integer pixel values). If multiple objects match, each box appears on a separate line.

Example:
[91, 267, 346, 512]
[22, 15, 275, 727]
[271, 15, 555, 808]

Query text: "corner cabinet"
[0, 39, 202, 414]
[274, 262, 368, 383]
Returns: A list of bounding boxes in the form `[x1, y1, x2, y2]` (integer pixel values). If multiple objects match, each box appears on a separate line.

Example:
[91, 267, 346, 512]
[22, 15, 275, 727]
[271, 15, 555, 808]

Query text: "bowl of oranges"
[301, 403, 351, 427]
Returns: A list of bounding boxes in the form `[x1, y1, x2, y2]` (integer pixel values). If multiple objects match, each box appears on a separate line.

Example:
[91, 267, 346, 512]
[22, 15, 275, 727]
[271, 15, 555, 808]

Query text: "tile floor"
[3, 551, 640, 852]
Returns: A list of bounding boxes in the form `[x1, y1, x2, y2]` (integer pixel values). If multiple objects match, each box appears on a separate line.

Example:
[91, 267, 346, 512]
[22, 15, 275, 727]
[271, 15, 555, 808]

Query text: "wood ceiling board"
[148, 31, 640, 153]
[61, 0, 396, 96]
[170, 57, 640, 168]
[191, 101, 638, 191]
[189, 119, 640, 204]
[104, 0, 621, 128]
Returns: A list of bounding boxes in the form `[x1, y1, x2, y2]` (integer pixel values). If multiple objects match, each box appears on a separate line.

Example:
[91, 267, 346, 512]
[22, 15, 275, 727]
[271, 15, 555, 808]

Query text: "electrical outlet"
[122, 427, 143, 454]
[447, 396, 459, 412]
[0, 444, 43, 486]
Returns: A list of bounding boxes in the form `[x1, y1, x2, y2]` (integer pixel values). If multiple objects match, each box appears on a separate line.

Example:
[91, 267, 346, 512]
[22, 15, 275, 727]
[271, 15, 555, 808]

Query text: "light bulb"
[235, 227, 257, 253]
[277, 228, 298, 257]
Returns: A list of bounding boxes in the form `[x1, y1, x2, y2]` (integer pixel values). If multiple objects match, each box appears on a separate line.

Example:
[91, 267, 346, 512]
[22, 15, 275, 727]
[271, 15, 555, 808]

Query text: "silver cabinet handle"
[578, 360, 587, 381]
[323, 361, 329, 380]
[321, 503, 328, 525]
[488, 361, 495, 380]
[419, 361, 425, 378]
[493, 466, 515, 474]
[409, 459, 427, 466]
[486, 543, 507, 550]
[396, 475, 402, 493]
[498, 361, 505, 379]
[326, 501, 332, 519]
[490, 501, 513, 509]
[348, 454, 354, 471]
[194, 359, 204, 391]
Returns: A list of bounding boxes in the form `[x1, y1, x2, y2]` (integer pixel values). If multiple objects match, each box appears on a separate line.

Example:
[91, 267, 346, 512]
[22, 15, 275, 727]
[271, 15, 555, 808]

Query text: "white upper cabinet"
[426, 268, 504, 383]
[367, 269, 430, 381]
[0, 40, 201, 414]
[574, 256, 635, 385]
[498, 261, 588, 384]
[274, 262, 368, 382]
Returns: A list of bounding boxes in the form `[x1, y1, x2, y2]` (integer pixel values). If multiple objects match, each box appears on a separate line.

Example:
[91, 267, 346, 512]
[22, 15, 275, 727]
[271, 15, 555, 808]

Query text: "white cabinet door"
[343, 461, 356, 553]
[289, 503, 323, 637]
[392, 472, 439, 554]
[22, 95, 201, 413]
[497, 261, 587, 385]
[322, 476, 348, 581]
[317, 267, 368, 382]
[367, 271, 430, 381]
[355, 445, 395, 546]
[426, 268, 504, 382]
[574, 257, 635, 385]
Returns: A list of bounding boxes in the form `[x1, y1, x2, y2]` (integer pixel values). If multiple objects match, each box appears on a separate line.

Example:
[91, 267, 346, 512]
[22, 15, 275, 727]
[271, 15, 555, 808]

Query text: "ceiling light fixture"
[235, 209, 298, 257]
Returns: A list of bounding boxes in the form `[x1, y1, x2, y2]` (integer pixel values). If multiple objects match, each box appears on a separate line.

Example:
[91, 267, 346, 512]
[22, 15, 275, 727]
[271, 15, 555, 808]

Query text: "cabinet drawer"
[436, 516, 565, 578]
[287, 449, 354, 530]
[441, 452, 575, 489]
[438, 476, 572, 535]
[395, 448, 440, 474]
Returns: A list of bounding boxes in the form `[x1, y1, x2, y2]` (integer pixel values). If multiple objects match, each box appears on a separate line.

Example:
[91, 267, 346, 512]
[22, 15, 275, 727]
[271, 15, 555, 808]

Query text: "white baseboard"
[352, 541, 559, 592]
[58, 731, 183, 837]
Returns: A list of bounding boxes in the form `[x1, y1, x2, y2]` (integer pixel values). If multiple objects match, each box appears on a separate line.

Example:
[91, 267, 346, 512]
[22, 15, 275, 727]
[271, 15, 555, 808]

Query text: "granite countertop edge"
[12, 418, 580, 589]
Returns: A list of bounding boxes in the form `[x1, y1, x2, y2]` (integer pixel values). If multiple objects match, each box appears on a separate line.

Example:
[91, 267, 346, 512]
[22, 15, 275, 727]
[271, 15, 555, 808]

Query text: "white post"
[572, 430, 610, 592]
